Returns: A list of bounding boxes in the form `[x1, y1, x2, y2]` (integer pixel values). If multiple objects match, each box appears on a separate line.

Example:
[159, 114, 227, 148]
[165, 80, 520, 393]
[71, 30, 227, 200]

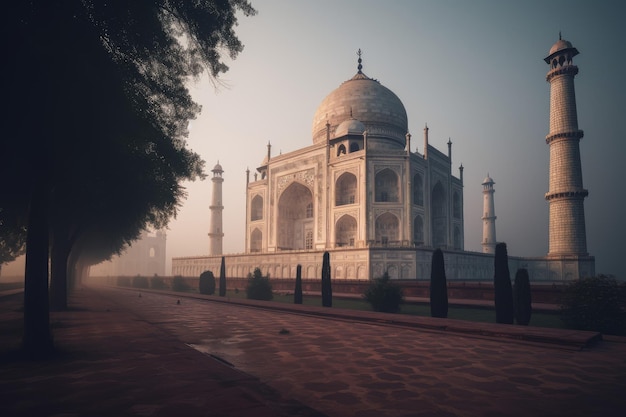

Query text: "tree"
[199, 270, 216, 295]
[246, 268, 273, 301]
[1, 0, 256, 357]
[219, 256, 226, 297]
[321, 252, 332, 307]
[513, 268, 532, 325]
[294, 264, 303, 304]
[430, 248, 449, 318]
[363, 272, 404, 313]
[494, 242, 514, 324]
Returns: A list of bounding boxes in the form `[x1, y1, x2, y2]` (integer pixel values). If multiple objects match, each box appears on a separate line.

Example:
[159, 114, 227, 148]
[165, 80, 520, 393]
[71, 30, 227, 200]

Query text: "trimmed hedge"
[561, 275, 626, 335]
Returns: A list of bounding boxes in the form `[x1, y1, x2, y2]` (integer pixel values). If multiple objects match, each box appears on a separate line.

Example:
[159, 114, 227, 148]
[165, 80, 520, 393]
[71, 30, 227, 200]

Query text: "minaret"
[544, 35, 588, 256]
[481, 174, 497, 254]
[208, 161, 224, 255]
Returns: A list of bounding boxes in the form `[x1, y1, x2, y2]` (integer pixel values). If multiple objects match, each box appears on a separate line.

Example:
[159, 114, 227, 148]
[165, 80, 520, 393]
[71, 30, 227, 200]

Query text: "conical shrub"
[219, 256, 226, 297]
[321, 252, 332, 307]
[294, 264, 303, 304]
[430, 248, 448, 318]
[494, 243, 514, 324]
[513, 268, 532, 325]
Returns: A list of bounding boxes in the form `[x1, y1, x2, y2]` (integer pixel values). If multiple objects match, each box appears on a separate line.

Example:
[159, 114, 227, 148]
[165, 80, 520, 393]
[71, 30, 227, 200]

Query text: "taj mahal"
[172, 37, 595, 282]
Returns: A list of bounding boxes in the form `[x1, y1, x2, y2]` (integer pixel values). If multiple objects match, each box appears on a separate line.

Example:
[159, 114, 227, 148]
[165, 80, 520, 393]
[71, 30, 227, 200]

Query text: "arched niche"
[336, 214, 357, 247]
[251, 195, 263, 221]
[336, 172, 357, 206]
[375, 212, 399, 245]
[277, 182, 313, 250]
[375, 168, 399, 202]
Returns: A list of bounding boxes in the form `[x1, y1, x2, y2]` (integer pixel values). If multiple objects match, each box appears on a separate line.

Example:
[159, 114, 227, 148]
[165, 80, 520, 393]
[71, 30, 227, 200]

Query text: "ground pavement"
[2, 286, 626, 416]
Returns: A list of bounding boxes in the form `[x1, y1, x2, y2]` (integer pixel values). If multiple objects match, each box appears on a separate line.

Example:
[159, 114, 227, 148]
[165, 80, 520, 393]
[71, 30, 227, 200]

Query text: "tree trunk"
[22, 185, 54, 357]
[49, 235, 70, 311]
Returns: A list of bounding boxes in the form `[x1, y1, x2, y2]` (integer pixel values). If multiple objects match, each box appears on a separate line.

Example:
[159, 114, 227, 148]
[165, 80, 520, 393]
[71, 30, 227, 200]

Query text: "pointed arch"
[413, 173, 424, 206]
[453, 191, 461, 219]
[454, 225, 462, 250]
[251, 195, 263, 221]
[375, 168, 399, 202]
[413, 215, 424, 246]
[336, 214, 357, 247]
[250, 228, 262, 253]
[375, 212, 399, 245]
[277, 182, 313, 250]
[336, 172, 357, 206]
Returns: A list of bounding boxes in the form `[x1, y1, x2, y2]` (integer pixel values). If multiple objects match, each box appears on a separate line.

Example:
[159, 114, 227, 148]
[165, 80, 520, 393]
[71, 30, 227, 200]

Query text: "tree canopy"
[1, 0, 256, 356]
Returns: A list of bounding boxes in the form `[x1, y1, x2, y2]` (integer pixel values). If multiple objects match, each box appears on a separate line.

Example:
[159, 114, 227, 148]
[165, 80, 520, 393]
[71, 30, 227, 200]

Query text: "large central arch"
[277, 182, 313, 250]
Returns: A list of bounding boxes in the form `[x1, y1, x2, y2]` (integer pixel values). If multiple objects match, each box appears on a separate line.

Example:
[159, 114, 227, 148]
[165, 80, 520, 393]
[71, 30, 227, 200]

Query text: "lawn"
[223, 289, 565, 330]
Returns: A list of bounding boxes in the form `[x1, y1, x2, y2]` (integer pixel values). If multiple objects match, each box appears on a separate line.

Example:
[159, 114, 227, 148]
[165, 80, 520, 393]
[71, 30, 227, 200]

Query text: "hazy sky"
[160, 0, 625, 279]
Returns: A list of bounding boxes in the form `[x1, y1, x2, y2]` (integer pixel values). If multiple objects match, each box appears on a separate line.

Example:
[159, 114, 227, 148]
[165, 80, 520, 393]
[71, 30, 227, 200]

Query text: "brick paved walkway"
[2, 286, 625, 417]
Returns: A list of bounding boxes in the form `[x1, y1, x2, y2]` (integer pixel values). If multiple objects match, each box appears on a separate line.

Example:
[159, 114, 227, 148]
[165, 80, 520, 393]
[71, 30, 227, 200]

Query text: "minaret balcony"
[545, 189, 588, 201]
[546, 64, 578, 82]
[545, 130, 584, 144]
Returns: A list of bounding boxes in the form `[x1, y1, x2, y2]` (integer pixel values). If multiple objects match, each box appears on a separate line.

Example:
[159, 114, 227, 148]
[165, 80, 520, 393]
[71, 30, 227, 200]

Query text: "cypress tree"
[219, 256, 226, 297]
[321, 251, 332, 307]
[513, 268, 532, 325]
[494, 243, 514, 324]
[430, 248, 449, 318]
[294, 264, 303, 304]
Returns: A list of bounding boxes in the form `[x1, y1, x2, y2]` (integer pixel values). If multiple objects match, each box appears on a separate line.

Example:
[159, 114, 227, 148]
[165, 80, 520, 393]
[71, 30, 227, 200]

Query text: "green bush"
[560, 275, 626, 336]
[132, 275, 149, 289]
[150, 275, 167, 290]
[246, 267, 273, 300]
[171, 275, 190, 292]
[199, 270, 216, 295]
[117, 276, 131, 287]
[363, 272, 404, 313]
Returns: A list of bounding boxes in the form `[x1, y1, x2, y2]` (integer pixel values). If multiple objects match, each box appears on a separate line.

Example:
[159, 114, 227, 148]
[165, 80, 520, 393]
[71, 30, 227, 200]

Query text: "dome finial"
[357, 48, 363, 73]
[559, 31, 562, 40]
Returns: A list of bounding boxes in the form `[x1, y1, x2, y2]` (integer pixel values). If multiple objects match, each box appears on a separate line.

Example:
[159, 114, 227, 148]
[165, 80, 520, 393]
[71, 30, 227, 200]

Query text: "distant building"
[173, 40, 595, 281]
[90, 230, 166, 277]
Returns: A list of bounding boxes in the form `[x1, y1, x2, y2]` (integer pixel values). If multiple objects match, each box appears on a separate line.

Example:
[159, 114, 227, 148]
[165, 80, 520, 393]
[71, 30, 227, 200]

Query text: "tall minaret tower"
[544, 35, 588, 256]
[481, 174, 497, 254]
[208, 161, 224, 255]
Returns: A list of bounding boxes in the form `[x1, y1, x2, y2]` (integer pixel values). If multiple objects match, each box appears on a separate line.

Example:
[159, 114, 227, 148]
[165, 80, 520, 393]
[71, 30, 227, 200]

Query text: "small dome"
[335, 118, 366, 138]
[549, 38, 573, 56]
[212, 162, 223, 172]
[482, 175, 494, 185]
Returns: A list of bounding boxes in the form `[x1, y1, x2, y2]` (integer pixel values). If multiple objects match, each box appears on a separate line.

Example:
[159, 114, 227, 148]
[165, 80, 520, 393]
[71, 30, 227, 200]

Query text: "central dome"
[312, 71, 408, 145]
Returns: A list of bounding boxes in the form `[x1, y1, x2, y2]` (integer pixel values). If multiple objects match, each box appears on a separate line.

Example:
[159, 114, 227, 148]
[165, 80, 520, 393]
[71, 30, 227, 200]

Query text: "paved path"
[102, 288, 626, 417]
